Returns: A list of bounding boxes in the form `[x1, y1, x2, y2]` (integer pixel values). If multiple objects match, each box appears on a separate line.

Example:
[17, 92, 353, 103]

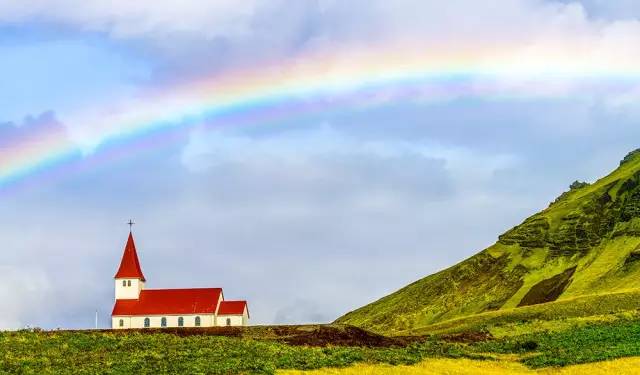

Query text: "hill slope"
[336, 149, 640, 334]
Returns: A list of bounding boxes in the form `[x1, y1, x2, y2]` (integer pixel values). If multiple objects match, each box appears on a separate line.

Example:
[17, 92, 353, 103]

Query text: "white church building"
[111, 231, 249, 329]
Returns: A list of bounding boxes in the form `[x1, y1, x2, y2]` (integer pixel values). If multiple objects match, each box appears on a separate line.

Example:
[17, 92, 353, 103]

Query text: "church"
[111, 230, 249, 329]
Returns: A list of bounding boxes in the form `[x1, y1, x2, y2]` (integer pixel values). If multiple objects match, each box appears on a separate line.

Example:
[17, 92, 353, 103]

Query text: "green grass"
[0, 330, 474, 375]
[407, 289, 640, 335]
[473, 318, 640, 368]
[336, 149, 640, 335]
[6, 315, 640, 373]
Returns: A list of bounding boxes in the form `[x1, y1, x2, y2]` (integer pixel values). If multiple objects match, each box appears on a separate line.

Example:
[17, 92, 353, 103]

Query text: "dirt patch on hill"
[271, 325, 415, 347]
[75, 325, 440, 348]
[518, 266, 577, 307]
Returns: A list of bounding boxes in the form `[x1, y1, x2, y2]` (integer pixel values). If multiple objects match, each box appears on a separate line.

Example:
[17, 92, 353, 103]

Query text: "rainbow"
[2, 43, 639, 191]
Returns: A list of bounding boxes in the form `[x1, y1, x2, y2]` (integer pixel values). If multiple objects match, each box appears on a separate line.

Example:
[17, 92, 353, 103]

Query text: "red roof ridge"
[114, 232, 146, 281]
[112, 288, 223, 316]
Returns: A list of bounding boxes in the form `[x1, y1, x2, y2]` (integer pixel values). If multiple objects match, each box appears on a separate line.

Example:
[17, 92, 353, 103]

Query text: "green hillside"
[336, 149, 640, 334]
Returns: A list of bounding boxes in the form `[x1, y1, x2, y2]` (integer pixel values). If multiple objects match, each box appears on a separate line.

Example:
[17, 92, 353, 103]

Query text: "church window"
[122, 280, 126, 287]
[119, 319, 124, 327]
[144, 318, 150, 328]
[127, 280, 131, 287]
[161, 317, 167, 327]
[178, 317, 184, 327]
[195, 316, 201, 326]
[226, 318, 231, 326]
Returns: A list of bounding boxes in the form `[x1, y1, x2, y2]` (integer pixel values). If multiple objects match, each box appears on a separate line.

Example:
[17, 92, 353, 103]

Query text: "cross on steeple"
[127, 219, 135, 232]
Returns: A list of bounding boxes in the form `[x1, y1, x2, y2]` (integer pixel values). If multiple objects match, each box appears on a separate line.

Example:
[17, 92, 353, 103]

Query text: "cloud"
[0, 112, 75, 183]
[0, 111, 66, 146]
[1, 0, 639, 152]
[1, 1, 638, 76]
[0, 1, 259, 39]
[4, 0, 636, 147]
[605, 85, 640, 117]
[181, 125, 457, 208]
[556, 0, 640, 20]
[274, 299, 334, 324]
[0, 266, 51, 329]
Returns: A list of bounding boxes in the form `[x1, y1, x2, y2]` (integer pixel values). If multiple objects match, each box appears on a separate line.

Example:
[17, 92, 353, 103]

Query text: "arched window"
[119, 319, 124, 327]
[144, 318, 150, 328]
[178, 317, 184, 327]
[161, 317, 167, 327]
[195, 316, 201, 327]
[122, 280, 127, 287]
[127, 280, 131, 287]
[226, 318, 231, 327]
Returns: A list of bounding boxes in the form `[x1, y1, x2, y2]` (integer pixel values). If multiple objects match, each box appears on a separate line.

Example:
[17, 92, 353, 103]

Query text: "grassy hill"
[336, 149, 640, 334]
[408, 289, 640, 336]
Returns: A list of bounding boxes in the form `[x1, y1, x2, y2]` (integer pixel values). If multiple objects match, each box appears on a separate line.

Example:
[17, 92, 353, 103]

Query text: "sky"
[1, 0, 640, 329]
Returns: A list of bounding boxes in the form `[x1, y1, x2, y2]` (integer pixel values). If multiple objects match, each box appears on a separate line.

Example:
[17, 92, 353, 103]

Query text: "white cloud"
[0, 266, 51, 329]
[2, 0, 639, 148]
[180, 124, 517, 180]
[559, 0, 640, 20]
[605, 85, 640, 118]
[1, 1, 638, 66]
[6, 0, 636, 146]
[0, 0, 259, 39]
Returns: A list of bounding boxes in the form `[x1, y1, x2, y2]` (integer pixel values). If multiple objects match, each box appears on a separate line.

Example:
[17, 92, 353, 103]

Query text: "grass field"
[0, 327, 467, 374]
[280, 357, 640, 375]
[5, 313, 640, 374]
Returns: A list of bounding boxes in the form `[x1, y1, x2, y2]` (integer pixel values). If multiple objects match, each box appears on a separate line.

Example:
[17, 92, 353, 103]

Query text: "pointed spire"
[114, 232, 146, 281]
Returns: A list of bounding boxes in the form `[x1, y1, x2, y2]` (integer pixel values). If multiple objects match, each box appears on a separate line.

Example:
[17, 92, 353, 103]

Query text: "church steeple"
[114, 230, 147, 301]
[114, 232, 146, 281]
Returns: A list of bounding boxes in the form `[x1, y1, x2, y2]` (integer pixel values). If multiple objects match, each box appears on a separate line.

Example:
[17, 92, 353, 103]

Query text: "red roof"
[218, 300, 248, 317]
[112, 288, 223, 316]
[114, 232, 146, 281]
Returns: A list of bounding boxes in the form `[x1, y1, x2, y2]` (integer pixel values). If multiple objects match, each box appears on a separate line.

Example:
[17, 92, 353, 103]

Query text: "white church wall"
[217, 305, 249, 326]
[114, 278, 144, 300]
[112, 314, 216, 329]
[216, 313, 247, 327]
[112, 316, 131, 329]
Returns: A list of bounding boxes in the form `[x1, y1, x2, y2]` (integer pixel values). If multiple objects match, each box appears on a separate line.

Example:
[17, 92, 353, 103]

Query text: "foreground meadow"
[280, 357, 640, 375]
[3, 316, 640, 374]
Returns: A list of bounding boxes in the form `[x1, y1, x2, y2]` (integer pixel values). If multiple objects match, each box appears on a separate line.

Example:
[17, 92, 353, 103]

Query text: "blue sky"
[1, 0, 640, 329]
